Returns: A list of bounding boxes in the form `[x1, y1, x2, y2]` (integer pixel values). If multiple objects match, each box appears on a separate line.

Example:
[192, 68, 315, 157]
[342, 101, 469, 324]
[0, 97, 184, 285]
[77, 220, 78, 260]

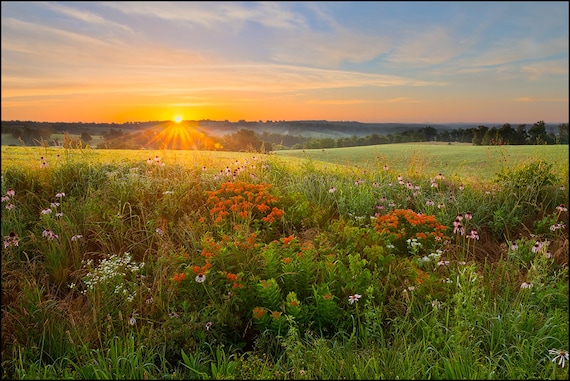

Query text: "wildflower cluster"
[73, 252, 146, 309]
[205, 181, 284, 226]
[375, 209, 447, 255]
[2, 188, 16, 210]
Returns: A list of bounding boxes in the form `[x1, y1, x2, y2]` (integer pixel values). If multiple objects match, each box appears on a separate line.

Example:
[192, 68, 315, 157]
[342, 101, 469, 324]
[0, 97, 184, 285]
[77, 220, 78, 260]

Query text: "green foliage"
[1, 146, 568, 380]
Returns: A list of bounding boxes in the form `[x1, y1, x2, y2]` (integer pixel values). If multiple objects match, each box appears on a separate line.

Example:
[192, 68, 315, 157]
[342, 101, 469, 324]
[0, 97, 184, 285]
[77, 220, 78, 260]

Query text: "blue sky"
[1, 1, 568, 124]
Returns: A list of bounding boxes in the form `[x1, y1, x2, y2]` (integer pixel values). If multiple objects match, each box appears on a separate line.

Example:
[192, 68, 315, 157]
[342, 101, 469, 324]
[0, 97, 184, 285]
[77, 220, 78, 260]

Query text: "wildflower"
[1, 196, 10, 202]
[41, 208, 52, 215]
[398, 175, 403, 181]
[55, 212, 63, 217]
[550, 223, 565, 231]
[548, 349, 569, 368]
[169, 311, 180, 319]
[42, 229, 59, 240]
[50, 202, 60, 208]
[71, 234, 83, 241]
[431, 182, 438, 188]
[520, 282, 533, 289]
[453, 220, 464, 235]
[467, 229, 479, 240]
[556, 204, 567, 212]
[456, 213, 463, 221]
[3, 232, 19, 248]
[5, 203, 15, 210]
[129, 310, 139, 326]
[329, 187, 336, 193]
[195, 273, 206, 283]
[383, 165, 389, 170]
[437, 260, 450, 267]
[40, 160, 49, 169]
[459, 184, 464, 191]
[426, 200, 435, 206]
[145, 295, 154, 304]
[531, 241, 543, 253]
[348, 294, 362, 304]
[6, 188, 15, 197]
[436, 173, 445, 180]
[431, 300, 442, 309]
[437, 203, 445, 209]
[55, 192, 66, 198]
[545, 251, 553, 259]
[205, 321, 213, 330]
[510, 243, 518, 251]
[155, 227, 165, 235]
[464, 211, 473, 220]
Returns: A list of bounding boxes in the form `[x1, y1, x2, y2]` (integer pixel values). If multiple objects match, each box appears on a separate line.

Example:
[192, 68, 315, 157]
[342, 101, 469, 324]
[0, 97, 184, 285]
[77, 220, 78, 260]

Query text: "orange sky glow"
[1, 2, 568, 125]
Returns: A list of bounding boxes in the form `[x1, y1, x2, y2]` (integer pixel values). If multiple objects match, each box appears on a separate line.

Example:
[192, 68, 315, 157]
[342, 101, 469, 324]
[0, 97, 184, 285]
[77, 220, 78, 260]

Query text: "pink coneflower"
[55, 192, 65, 198]
[41, 208, 52, 215]
[520, 282, 533, 289]
[42, 229, 59, 240]
[129, 310, 139, 326]
[5, 203, 15, 210]
[348, 294, 362, 304]
[464, 211, 473, 220]
[71, 235, 83, 241]
[3, 232, 19, 248]
[467, 229, 479, 240]
[329, 187, 337, 193]
[195, 273, 206, 283]
[531, 241, 543, 253]
[556, 204, 568, 212]
[459, 184, 465, 191]
[426, 200, 435, 206]
[6, 188, 15, 197]
[205, 321, 213, 330]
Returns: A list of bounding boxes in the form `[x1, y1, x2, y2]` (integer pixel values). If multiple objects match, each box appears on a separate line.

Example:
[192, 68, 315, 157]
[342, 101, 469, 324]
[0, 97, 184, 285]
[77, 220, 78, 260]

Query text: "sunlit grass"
[1, 144, 568, 380]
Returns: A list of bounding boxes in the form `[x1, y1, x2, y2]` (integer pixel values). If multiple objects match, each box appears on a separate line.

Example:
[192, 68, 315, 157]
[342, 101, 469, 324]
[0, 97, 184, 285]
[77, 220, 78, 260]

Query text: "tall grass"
[1, 145, 568, 380]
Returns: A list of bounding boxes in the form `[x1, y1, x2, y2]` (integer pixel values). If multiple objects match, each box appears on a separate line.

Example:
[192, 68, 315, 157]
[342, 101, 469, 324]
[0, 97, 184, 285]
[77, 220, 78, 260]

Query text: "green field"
[276, 142, 569, 183]
[1, 144, 568, 380]
[3, 143, 568, 184]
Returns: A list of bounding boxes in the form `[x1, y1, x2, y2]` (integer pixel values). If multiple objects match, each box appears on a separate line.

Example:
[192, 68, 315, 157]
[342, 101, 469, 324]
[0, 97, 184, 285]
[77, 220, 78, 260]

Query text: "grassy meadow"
[1, 144, 569, 379]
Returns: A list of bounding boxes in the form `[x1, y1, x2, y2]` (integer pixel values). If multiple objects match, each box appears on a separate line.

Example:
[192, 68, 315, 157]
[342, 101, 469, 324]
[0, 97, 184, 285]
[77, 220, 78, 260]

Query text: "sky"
[1, 1, 568, 124]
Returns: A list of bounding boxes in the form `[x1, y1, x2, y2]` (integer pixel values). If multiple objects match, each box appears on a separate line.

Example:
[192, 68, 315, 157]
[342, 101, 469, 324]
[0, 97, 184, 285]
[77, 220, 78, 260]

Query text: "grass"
[1, 144, 568, 380]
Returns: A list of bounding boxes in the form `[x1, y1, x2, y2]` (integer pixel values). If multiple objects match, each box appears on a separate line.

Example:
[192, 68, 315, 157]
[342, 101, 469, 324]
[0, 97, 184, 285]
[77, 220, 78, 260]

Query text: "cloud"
[102, 1, 305, 30]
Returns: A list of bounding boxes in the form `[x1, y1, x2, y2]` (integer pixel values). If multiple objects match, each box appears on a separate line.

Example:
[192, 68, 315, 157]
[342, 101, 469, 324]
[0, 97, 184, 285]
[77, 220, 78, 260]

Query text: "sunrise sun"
[174, 116, 183, 123]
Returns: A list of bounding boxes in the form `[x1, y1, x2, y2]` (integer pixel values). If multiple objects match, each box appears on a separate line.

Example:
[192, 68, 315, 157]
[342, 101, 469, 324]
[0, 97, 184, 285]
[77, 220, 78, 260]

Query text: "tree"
[514, 124, 528, 145]
[80, 132, 93, 143]
[498, 123, 515, 144]
[558, 123, 569, 144]
[472, 125, 488, 146]
[528, 120, 547, 144]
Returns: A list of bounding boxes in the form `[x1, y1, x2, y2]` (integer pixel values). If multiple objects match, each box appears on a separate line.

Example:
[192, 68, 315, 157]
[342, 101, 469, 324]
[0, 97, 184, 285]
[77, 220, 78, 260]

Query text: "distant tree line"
[2, 120, 567, 150]
[261, 121, 568, 150]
